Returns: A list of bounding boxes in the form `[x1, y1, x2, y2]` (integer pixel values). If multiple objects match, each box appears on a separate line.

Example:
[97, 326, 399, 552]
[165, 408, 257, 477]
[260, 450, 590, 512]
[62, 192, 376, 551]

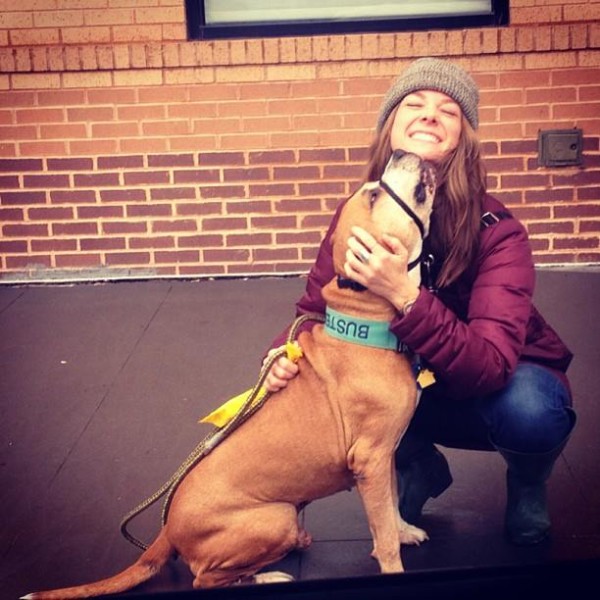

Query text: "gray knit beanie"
[377, 57, 480, 131]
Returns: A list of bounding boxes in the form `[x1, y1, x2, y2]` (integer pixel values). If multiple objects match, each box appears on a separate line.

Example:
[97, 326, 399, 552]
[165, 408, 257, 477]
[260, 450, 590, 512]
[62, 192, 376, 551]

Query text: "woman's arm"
[391, 218, 535, 399]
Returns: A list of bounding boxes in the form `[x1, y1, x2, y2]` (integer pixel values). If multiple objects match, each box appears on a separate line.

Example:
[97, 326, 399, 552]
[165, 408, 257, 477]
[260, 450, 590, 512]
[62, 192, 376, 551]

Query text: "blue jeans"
[407, 363, 574, 454]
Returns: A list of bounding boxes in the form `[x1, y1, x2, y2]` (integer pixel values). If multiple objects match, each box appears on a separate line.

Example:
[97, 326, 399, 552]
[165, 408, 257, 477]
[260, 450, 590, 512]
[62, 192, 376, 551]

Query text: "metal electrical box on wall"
[538, 128, 583, 167]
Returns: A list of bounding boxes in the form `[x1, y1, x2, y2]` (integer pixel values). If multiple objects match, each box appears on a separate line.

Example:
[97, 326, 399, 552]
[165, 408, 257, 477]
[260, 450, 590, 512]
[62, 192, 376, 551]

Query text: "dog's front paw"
[399, 523, 429, 546]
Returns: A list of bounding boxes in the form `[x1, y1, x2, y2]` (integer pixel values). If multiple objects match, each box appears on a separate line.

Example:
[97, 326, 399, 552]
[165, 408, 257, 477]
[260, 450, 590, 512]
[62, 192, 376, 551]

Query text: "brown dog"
[24, 150, 436, 598]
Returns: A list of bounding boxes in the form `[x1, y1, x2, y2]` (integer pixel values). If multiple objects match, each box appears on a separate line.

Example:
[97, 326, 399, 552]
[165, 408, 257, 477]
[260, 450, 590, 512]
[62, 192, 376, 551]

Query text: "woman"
[264, 57, 575, 546]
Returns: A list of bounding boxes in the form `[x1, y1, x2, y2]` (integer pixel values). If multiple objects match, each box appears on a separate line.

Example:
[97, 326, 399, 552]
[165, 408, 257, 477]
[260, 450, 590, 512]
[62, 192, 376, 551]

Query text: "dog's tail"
[21, 529, 175, 599]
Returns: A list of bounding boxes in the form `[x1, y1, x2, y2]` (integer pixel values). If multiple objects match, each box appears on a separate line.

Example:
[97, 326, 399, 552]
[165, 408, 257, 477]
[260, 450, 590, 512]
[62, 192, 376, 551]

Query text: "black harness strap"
[379, 179, 426, 240]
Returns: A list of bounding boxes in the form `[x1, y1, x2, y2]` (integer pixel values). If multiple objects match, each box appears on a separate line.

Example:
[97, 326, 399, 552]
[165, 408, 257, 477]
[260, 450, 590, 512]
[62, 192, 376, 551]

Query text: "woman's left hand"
[344, 226, 419, 311]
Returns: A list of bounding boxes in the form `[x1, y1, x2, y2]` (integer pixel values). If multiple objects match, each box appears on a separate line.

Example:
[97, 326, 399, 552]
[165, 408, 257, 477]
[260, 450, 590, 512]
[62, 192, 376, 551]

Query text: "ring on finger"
[358, 248, 371, 264]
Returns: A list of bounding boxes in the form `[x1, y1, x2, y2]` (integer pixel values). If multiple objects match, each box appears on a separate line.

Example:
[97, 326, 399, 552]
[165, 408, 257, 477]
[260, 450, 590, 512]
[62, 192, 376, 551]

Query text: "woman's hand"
[344, 226, 420, 312]
[263, 349, 299, 393]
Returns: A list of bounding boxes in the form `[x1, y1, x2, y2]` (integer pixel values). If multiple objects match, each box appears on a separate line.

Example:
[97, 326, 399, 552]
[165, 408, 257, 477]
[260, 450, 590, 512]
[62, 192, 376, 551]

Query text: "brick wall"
[0, 0, 599, 282]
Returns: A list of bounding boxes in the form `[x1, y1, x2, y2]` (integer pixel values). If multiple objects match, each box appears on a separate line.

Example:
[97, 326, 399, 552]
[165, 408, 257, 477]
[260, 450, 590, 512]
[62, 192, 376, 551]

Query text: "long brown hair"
[362, 106, 487, 288]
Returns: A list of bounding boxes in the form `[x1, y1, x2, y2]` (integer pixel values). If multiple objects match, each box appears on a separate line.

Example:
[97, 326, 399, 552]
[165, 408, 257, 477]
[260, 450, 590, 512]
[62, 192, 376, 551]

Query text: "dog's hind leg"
[190, 502, 300, 589]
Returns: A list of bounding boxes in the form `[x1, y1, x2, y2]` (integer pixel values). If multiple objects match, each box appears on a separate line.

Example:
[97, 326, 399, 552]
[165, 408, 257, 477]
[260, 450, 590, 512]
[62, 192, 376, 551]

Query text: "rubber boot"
[395, 436, 453, 524]
[492, 409, 576, 546]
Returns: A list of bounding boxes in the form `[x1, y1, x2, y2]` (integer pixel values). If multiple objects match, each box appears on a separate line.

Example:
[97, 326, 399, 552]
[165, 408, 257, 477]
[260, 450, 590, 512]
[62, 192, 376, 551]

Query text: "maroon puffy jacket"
[271, 193, 573, 401]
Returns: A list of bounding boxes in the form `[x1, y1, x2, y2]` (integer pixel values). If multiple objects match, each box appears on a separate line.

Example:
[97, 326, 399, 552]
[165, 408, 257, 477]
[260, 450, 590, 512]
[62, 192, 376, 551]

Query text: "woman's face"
[390, 90, 463, 163]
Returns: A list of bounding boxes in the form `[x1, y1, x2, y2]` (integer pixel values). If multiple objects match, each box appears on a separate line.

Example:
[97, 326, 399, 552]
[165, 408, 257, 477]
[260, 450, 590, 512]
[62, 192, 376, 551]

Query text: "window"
[186, 1, 509, 40]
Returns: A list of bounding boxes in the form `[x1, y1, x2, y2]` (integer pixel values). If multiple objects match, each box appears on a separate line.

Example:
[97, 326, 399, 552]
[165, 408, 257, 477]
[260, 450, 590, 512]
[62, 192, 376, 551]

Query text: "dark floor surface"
[1, 269, 599, 600]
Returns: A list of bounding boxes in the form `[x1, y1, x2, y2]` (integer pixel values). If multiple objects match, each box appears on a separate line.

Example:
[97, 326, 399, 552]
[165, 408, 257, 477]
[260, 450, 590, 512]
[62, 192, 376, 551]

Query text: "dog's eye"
[415, 181, 427, 205]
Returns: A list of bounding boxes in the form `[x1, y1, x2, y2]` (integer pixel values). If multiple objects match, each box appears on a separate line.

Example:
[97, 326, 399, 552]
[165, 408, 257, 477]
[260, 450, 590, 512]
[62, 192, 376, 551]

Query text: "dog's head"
[331, 151, 436, 275]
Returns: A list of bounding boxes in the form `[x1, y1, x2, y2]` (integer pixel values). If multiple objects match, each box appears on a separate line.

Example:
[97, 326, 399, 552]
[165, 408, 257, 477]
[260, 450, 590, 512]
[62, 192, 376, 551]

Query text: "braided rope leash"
[119, 313, 324, 551]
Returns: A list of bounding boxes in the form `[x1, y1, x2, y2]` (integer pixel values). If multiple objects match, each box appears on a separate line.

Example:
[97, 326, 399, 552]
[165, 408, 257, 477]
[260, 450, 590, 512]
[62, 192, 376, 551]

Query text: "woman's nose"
[420, 104, 438, 122]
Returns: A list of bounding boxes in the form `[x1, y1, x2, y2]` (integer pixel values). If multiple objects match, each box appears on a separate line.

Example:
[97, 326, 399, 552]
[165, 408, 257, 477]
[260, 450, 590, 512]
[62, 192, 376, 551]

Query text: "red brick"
[103, 222, 147, 234]
[28, 207, 74, 220]
[100, 189, 146, 203]
[528, 221, 575, 235]
[0, 176, 20, 188]
[124, 171, 170, 185]
[74, 173, 120, 187]
[77, 206, 123, 219]
[0, 208, 24, 221]
[275, 198, 321, 213]
[554, 237, 598, 250]
[97, 155, 144, 169]
[249, 150, 295, 164]
[276, 231, 322, 244]
[174, 169, 220, 183]
[105, 252, 151, 266]
[223, 167, 269, 182]
[81, 238, 127, 251]
[249, 183, 295, 197]
[226, 233, 271, 246]
[176, 202, 222, 216]
[226, 200, 271, 214]
[525, 188, 574, 203]
[274, 166, 320, 180]
[50, 190, 96, 204]
[202, 217, 248, 231]
[254, 247, 298, 261]
[23, 174, 70, 188]
[155, 250, 200, 263]
[148, 153, 195, 167]
[501, 174, 551, 188]
[0, 240, 28, 253]
[3, 223, 49, 237]
[129, 236, 174, 249]
[579, 187, 600, 201]
[6, 255, 52, 269]
[152, 219, 198, 234]
[198, 152, 245, 166]
[55, 254, 102, 268]
[53, 222, 98, 235]
[178, 234, 224, 248]
[0, 158, 43, 172]
[250, 216, 297, 229]
[203, 248, 250, 263]
[300, 148, 345, 162]
[500, 140, 537, 154]
[151, 187, 197, 200]
[198, 185, 245, 199]
[298, 182, 345, 195]
[581, 221, 600, 233]
[47, 157, 94, 171]
[31, 239, 77, 252]
[1, 191, 46, 205]
[127, 204, 172, 217]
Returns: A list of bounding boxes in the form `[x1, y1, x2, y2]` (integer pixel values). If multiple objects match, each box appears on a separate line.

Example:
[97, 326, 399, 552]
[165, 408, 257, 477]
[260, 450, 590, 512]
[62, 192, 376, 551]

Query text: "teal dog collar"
[324, 306, 398, 351]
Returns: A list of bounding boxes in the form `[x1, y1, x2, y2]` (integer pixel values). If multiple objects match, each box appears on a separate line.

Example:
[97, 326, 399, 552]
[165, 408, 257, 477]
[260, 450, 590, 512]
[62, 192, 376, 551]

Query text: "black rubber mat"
[1, 271, 598, 599]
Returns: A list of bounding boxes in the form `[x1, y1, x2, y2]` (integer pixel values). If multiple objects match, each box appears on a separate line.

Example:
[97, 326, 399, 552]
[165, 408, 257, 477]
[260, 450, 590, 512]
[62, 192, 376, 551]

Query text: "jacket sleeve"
[267, 201, 345, 349]
[390, 218, 535, 399]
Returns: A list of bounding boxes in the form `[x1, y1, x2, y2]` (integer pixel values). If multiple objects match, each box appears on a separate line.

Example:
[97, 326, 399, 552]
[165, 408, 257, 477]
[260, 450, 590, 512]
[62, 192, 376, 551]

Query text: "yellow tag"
[285, 340, 303, 363]
[416, 368, 436, 389]
[198, 341, 303, 428]
[199, 386, 267, 427]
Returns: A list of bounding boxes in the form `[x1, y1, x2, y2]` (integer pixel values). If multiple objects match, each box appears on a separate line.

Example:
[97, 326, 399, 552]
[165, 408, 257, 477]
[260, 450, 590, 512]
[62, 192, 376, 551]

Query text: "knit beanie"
[377, 57, 480, 131]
